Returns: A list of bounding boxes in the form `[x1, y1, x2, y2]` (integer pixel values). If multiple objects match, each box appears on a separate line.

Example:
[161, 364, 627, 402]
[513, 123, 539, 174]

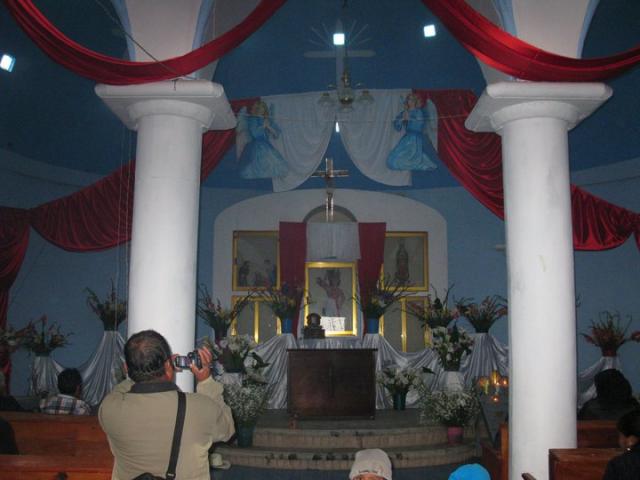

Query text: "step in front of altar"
[217, 443, 478, 470]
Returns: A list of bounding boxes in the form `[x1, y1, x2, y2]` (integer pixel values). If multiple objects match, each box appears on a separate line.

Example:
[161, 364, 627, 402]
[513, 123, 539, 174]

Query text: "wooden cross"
[311, 157, 349, 222]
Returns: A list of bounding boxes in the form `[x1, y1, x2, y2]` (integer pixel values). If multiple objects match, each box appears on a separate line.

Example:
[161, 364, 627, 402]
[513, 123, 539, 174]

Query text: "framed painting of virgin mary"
[382, 232, 428, 291]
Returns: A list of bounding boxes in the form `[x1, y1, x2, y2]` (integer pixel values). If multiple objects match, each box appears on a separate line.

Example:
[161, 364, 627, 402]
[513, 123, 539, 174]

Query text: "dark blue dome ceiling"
[0, 0, 638, 192]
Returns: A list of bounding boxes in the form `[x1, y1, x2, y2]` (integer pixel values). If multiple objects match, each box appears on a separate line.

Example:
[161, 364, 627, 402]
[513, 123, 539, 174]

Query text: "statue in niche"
[236, 100, 288, 179]
[316, 269, 345, 317]
[386, 93, 438, 171]
[394, 239, 410, 285]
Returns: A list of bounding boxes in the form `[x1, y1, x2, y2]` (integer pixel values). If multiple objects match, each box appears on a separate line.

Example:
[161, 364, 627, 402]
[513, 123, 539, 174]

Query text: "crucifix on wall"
[311, 157, 349, 222]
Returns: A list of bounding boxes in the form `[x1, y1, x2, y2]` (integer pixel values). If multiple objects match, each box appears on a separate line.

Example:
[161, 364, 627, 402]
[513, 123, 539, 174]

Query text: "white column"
[466, 82, 611, 480]
[96, 80, 235, 391]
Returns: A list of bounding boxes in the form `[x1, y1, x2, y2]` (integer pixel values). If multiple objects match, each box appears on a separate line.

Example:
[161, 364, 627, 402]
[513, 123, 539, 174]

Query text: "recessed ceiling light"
[0, 54, 15, 72]
[333, 33, 345, 46]
[423, 24, 436, 38]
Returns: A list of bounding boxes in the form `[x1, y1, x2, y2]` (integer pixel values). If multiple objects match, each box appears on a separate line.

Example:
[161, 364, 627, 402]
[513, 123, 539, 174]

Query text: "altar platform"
[216, 409, 481, 472]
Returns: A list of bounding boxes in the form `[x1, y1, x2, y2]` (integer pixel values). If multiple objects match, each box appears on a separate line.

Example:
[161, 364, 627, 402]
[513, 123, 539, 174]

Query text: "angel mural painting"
[386, 93, 438, 171]
[236, 100, 288, 179]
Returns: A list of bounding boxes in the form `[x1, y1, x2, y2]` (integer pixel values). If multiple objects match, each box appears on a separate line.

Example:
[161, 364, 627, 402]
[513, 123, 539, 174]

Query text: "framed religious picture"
[305, 262, 357, 336]
[382, 232, 428, 291]
[231, 296, 279, 343]
[232, 231, 280, 291]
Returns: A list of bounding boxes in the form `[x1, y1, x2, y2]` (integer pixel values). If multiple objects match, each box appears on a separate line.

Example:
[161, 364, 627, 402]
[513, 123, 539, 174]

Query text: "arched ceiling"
[0, 0, 638, 192]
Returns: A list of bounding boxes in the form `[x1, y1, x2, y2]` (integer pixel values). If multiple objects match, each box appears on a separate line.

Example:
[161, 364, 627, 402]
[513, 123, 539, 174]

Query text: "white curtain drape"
[338, 89, 412, 186]
[306, 222, 360, 261]
[266, 92, 335, 192]
[460, 332, 509, 387]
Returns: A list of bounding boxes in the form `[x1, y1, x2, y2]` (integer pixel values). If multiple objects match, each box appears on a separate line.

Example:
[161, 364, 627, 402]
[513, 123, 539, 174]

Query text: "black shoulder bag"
[133, 391, 187, 480]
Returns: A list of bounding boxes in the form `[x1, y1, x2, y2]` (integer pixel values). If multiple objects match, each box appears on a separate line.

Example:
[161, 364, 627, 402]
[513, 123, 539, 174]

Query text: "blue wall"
[1, 149, 639, 395]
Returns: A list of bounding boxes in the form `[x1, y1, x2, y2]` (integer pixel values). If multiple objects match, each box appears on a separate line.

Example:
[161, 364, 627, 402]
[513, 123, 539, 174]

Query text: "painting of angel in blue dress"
[386, 93, 438, 171]
[236, 100, 288, 179]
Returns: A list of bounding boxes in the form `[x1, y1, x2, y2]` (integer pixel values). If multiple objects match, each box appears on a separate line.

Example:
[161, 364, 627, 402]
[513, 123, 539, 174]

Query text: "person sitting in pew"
[39, 368, 91, 415]
[578, 369, 640, 421]
[602, 410, 640, 480]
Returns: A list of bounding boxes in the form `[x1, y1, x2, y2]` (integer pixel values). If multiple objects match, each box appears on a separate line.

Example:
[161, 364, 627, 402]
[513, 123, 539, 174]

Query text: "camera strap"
[165, 391, 186, 480]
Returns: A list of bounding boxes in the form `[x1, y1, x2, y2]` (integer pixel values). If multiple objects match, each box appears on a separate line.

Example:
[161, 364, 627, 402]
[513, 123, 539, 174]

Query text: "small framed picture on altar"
[232, 231, 280, 291]
[305, 261, 357, 336]
[382, 232, 428, 291]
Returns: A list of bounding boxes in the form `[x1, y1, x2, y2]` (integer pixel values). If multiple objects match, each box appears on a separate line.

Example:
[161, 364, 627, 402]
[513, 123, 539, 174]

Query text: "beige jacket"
[99, 377, 234, 480]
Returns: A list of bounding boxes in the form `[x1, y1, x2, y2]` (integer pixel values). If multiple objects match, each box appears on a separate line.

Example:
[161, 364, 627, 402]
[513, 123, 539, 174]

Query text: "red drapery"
[422, 0, 640, 81]
[357, 223, 387, 334]
[0, 99, 255, 326]
[415, 89, 640, 251]
[278, 222, 307, 338]
[4, 0, 286, 85]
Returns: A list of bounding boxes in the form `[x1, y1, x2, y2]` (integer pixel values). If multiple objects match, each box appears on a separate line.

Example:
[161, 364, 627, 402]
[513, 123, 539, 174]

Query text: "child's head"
[349, 449, 392, 480]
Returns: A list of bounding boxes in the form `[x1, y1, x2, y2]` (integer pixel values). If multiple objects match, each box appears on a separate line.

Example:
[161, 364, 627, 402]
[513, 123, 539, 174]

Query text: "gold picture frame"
[382, 232, 428, 291]
[380, 296, 429, 352]
[305, 261, 357, 336]
[232, 231, 280, 291]
[231, 296, 280, 343]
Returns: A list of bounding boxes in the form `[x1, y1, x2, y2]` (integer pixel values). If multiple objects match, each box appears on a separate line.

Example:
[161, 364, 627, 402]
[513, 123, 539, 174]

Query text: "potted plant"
[86, 281, 127, 330]
[419, 389, 480, 444]
[457, 295, 507, 333]
[204, 334, 260, 374]
[432, 325, 474, 372]
[223, 379, 269, 447]
[258, 283, 304, 334]
[581, 311, 632, 357]
[406, 285, 462, 335]
[377, 366, 421, 410]
[355, 277, 411, 334]
[197, 285, 251, 342]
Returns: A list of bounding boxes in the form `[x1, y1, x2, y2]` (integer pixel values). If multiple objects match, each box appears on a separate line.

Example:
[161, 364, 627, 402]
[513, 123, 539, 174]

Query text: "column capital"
[465, 82, 612, 133]
[95, 79, 236, 131]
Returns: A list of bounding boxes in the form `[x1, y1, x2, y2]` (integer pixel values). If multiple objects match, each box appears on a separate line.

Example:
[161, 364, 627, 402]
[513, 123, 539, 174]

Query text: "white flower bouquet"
[431, 324, 474, 371]
[223, 381, 269, 426]
[420, 390, 480, 427]
[376, 366, 421, 395]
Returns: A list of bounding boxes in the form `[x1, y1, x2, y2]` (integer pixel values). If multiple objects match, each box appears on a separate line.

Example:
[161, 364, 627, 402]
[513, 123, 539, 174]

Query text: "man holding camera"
[99, 329, 234, 480]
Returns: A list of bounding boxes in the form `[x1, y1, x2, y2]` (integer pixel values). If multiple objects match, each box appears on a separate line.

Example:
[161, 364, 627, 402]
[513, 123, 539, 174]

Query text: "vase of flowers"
[356, 277, 411, 334]
[377, 366, 421, 410]
[432, 325, 474, 372]
[419, 390, 479, 444]
[205, 334, 259, 374]
[406, 286, 462, 334]
[223, 377, 269, 447]
[581, 311, 633, 357]
[259, 283, 304, 335]
[197, 285, 251, 342]
[23, 315, 72, 356]
[86, 280, 127, 331]
[457, 295, 507, 333]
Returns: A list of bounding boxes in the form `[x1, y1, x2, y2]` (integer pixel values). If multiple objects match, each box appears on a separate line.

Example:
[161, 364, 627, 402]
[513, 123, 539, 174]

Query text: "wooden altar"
[287, 348, 376, 418]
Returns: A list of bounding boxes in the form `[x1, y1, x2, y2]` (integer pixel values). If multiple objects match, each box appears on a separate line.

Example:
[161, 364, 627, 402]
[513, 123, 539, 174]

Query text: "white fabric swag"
[306, 222, 361, 262]
[337, 89, 413, 186]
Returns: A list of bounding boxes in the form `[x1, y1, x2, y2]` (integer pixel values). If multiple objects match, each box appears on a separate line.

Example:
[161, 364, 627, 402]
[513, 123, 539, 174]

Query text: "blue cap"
[449, 464, 491, 480]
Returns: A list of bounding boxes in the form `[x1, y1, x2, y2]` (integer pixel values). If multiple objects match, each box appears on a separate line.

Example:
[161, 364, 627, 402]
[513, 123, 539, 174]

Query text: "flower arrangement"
[204, 334, 258, 374]
[22, 315, 72, 356]
[355, 277, 411, 320]
[223, 381, 269, 426]
[0, 324, 30, 352]
[86, 281, 127, 331]
[258, 283, 303, 320]
[419, 390, 480, 427]
[406, 285, 461, 329]
[581, 311, 633, 356]
[457, 295, 507, 333]
[197, 285, 251, 339]
[376, 366, 421, 395]
[431, 325, 474, 371]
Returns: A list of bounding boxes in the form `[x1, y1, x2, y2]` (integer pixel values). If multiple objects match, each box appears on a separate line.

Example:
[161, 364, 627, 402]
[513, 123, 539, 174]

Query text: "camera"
[172, 351, 202, 370]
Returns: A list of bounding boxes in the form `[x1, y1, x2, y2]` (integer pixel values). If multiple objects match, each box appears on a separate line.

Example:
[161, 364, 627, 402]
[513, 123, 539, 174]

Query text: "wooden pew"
[549, 448, 618, 480]
[0, 455, 113, 480]
[0, 412, 113, 480]
[481, 420, 618, 480]
[1, 411, 112, 457]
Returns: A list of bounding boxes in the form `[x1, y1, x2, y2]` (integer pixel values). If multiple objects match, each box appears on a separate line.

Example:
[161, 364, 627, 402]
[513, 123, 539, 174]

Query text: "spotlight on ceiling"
[333, 33, 345, 46]
[0, 54, 15, 72]
[423, 24, 436, 38]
